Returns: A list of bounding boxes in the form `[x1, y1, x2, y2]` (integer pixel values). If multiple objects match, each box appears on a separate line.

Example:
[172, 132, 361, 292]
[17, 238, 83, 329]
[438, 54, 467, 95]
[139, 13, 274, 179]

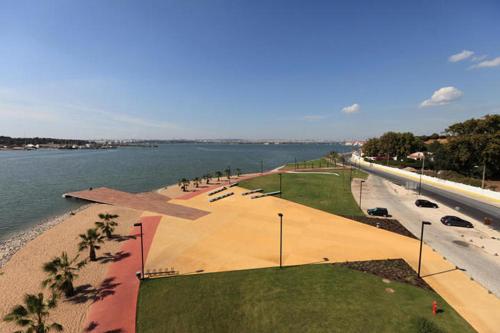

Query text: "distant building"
[407, 152, 425, 160]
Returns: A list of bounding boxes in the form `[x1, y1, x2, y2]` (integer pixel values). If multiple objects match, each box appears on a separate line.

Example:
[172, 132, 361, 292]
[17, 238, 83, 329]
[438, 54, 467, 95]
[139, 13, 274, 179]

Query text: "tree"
[192, 177, 201, 188]
[95, 213, 119, 239]
[203, 173, 212, 184]
[42, 252, 86, 297]
[3, 293, 62, 333]
[236, 168, 242, 177]
[362, 138, 380, 157]
[215, 171, 223, 181]
[78, 228, 104, 261]
[224, 167, 231, 180]
[177, 178, 190, 192]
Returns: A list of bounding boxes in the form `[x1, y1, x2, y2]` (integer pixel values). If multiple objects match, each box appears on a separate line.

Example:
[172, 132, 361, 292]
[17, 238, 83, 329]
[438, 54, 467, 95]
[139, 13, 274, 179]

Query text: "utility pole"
[419, 154, 425, 195]
[280, 214, 283, 268]
[133, 222, 144, 279]
[418, 221, 432, 277]
[482, 164, 486, 189]
[359, 180, 365, 209]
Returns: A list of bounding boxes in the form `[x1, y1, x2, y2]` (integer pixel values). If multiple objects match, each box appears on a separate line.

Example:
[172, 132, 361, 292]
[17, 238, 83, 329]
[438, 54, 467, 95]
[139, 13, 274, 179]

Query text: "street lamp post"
[278, 213, 283, 268]
[261, 160, 264, 174]
[279, 172, 282, 198]
[359, 180, 365, 209]
[418, 221, 432, 277]
[133, 222, 144, 279]
[418, 154, 425, 195]
[481, 164, 486, 189]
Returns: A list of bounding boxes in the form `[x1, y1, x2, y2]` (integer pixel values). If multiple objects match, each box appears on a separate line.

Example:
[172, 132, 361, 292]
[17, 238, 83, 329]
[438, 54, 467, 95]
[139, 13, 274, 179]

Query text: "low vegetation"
[240, 169, 367, 216]
[137, 264, 474, 333]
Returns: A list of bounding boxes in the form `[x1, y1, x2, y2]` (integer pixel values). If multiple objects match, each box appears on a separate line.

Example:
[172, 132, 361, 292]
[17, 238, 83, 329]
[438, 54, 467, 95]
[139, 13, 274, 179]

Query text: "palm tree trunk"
[90, 246, 96, 261]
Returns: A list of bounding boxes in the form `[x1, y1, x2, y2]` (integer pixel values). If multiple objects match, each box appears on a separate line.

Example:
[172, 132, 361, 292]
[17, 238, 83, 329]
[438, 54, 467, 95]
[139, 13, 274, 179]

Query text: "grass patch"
[137, 264, 474, 333]
[239, 170, 367, 216]
[282, 157, 335, 170]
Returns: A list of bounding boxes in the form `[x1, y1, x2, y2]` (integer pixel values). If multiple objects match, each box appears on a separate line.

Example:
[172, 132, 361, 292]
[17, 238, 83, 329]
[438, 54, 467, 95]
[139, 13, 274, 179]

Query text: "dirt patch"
[342, 215, 417, 239]
[334, 259, 433, 291]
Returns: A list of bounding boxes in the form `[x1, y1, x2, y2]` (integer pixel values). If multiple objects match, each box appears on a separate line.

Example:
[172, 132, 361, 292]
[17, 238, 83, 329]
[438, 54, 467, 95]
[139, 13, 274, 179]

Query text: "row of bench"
[209, 192, 234, 202]
[251, 191, 281, 199]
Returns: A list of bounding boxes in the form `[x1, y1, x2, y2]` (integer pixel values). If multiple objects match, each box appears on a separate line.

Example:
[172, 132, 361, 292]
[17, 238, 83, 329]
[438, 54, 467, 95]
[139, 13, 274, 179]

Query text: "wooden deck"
[64, 187, 209, 220]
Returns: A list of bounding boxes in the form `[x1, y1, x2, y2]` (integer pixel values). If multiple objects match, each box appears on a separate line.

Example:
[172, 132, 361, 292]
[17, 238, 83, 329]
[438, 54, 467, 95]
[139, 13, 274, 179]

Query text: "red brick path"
[84, 215, 161, 333]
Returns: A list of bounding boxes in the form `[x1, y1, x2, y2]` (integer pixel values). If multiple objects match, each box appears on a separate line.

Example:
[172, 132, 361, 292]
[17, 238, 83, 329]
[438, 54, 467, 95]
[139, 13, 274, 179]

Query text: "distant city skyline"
[1, 1, 499, 140]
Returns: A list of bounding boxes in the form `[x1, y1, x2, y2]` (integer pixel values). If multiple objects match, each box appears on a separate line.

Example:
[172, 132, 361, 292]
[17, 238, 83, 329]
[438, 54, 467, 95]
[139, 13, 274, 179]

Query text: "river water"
[0, 143, 351, 240]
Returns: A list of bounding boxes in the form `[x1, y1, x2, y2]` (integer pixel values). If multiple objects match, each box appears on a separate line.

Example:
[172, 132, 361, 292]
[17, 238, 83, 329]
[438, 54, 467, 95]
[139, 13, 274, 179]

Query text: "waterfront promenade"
[1, 173, 499, 332]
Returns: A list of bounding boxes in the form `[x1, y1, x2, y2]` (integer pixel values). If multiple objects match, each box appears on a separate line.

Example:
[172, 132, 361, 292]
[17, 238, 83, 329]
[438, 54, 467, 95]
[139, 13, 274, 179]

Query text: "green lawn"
[239, 170, 367, 216]
[137, 264, 474, 333]
[282, 157, 335, 170]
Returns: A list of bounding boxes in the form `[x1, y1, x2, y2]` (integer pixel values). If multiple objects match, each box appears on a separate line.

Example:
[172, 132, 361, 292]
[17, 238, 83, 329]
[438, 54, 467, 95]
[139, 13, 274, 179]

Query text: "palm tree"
[177, 178, 190, 192]
[95, 213, 119, 239]
[78, 228, 104, 261]
[192, 177, 201, 188]
[224, 167, 231, 180]
[3, 293, 62, 333]
[236, 168, 242, 177]
[203, 173, 212, 184]
[215, 171, 223, 181]
[42, 252, 86, 298]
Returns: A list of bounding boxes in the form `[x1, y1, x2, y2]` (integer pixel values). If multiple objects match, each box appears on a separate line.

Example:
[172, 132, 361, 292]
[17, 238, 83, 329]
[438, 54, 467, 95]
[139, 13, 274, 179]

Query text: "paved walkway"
[84, 215, 162, 333]
[145, 186, 500, 333]
[64, 187, 209, 220]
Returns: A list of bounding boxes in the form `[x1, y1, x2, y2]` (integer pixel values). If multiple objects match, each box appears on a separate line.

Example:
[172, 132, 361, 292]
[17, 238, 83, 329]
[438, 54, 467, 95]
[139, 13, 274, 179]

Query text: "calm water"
[0, 143, 350, 241]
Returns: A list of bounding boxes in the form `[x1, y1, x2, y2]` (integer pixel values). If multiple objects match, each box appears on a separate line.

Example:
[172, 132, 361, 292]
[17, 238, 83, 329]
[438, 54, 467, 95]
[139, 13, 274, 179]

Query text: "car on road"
[415, 199, 439, 208]
[367, 207, 389, 217]
[440, 215, 474, 228]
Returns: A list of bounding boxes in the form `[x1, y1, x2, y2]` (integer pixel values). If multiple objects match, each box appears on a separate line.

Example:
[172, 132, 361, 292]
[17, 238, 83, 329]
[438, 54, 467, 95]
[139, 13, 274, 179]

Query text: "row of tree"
[362, 114, 500, 179]
[362, 132, 426, 160]
[178, 168, 242, 192]
[3, 213, 120, 332]
[0, 136, 90, 146]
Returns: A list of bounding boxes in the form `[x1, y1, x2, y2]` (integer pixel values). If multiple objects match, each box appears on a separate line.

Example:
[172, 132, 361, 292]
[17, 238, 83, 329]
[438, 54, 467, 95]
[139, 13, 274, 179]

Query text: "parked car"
[440, 216, 473, 228]
[367, 207, 389, 217]
[415, 199, 439, 208]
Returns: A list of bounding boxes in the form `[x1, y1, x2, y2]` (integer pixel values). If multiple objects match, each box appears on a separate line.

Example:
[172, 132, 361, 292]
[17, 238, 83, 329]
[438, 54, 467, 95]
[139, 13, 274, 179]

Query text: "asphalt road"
[353, 175, 500, 297]
[355, 163, 500, 230]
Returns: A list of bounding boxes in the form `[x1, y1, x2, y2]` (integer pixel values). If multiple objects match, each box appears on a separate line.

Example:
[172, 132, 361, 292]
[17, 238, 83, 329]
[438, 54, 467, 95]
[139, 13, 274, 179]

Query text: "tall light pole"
[482, 164, 486, 189]
[133, 222, 144, 279]
[418, 221, 432, 277]
[278, 213, 283, 268]
[359, 180, 365, 210]
[418, 153, 425, 195]
[261, 160, 264, 174]
[279, 172, 282, 198]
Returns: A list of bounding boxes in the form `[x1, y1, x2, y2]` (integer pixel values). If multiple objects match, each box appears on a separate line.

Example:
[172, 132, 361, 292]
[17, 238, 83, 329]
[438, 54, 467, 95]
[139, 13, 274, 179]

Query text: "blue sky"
[1, 0, 499, 140]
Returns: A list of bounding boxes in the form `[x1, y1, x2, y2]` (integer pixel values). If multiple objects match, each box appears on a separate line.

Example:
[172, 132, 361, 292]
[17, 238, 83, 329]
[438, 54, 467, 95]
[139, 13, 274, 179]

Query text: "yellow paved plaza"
[144, 186, 500, 333]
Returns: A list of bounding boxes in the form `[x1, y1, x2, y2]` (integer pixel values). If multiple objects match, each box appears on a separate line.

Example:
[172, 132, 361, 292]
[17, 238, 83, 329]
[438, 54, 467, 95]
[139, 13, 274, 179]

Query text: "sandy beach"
[0, 204, 142, 332]
[0, 173, 261, 332]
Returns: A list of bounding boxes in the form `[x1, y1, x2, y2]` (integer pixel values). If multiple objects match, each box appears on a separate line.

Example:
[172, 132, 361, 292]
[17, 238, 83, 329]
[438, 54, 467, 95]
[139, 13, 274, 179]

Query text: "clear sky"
[1, 0, 499, 140]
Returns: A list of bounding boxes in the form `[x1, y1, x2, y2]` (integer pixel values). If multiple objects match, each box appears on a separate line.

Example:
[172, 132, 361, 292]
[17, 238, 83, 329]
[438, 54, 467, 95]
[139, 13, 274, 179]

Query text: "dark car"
[367, 207, 389, 217]
[415, 199, 439, 208]
[440, 216, 473, 228]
